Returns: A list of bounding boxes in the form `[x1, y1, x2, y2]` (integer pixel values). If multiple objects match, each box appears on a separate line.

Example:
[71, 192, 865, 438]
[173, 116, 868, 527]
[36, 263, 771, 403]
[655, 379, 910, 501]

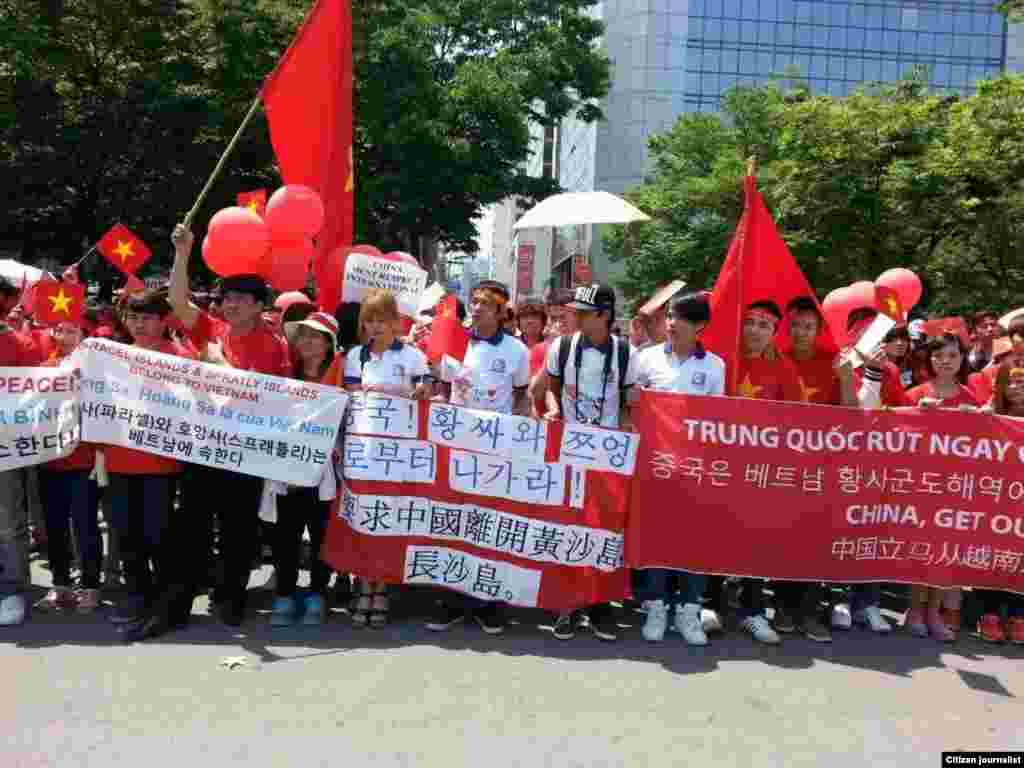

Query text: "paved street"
[4, 560, 1024, 768]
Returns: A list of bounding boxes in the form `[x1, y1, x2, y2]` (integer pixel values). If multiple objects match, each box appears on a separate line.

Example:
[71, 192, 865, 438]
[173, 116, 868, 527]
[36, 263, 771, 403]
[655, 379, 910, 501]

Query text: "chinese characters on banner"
[516, 244, 534, 296]
[321, 394, 634, 610]
[629, 390, 1024, 592]
[0, 364, 80, 470]
[75, 340, 348, 485]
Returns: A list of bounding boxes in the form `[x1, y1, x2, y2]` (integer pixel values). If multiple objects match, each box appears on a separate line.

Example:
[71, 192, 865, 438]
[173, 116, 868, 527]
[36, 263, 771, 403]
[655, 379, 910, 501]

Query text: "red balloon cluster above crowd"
[822, 268, 923, 345]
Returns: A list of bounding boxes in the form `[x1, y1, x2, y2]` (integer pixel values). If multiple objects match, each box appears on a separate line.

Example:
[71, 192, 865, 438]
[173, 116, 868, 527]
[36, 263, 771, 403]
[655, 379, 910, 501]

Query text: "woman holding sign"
[904, 322, 978, 642]
[342, 289, 431, 627]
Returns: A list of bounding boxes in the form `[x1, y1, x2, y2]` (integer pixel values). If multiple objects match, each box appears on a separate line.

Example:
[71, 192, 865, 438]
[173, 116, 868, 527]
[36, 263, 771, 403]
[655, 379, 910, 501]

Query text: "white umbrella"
[512, 191, 651, 230]
[0, 259, 45, 285]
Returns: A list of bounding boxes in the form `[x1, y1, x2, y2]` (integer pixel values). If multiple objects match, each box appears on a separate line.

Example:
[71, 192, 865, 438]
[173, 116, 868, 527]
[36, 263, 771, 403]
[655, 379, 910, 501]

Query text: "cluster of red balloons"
[202, 185, 325, 291]
[822, 268, 922, 346]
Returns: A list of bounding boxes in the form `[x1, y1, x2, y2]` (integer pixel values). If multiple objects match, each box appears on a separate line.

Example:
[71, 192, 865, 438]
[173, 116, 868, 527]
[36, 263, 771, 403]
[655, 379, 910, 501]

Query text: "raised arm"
[169, 223, 200, 330]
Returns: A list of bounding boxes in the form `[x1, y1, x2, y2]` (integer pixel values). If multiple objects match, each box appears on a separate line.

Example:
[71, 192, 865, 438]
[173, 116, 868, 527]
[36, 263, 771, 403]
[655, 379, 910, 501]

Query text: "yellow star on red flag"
[738, 375, 763, 398]
[48, 287, 73, 315]
[113, 240, 134, 263]
[798, 378, 819, 402]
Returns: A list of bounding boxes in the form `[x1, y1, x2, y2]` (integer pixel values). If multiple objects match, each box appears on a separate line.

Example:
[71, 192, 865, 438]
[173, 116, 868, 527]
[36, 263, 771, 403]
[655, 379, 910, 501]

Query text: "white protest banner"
[76, 340, 348, 485]
[0, 365, 80, 470]
[341, 251, 428, 317]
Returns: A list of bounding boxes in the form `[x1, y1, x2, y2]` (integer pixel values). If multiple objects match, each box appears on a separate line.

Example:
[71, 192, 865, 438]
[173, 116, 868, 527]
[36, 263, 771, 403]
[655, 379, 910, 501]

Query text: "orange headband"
[474, 288, 507, 308]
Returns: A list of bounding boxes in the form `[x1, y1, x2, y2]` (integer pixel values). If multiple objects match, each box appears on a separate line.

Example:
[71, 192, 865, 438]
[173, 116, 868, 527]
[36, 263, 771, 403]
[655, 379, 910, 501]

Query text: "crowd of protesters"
[1, 222, 1023, 648]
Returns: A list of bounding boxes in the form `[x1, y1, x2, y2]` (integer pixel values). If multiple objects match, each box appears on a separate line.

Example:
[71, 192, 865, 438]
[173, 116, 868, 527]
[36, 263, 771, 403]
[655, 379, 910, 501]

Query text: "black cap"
[220, 274, 269, 304]
[473, 280, 510, 302]
[566, 283, 615, 312]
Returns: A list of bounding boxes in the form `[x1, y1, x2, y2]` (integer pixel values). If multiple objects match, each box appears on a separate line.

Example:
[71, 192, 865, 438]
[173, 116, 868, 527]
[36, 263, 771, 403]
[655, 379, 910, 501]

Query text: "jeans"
[107, 473, 176, 605]
[776, 581, 824, 623]
[273, 487, 330, 597]
[635, 569, 706, 610]
[0, 469, 29, 597]
[850, 583, 882, 611]
[39, 470, 100, 589]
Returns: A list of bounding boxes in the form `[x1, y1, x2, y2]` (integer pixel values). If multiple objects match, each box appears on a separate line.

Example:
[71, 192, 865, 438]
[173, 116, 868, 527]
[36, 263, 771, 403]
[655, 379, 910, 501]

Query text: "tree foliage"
[609, 75, 1024, 316]
[0, 0, 610, 279]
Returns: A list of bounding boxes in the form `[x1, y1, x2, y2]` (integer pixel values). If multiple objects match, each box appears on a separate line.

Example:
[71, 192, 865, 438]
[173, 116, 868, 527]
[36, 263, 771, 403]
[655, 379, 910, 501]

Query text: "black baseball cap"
[219, 274, 269, 304]
[566, 283, 616, 312]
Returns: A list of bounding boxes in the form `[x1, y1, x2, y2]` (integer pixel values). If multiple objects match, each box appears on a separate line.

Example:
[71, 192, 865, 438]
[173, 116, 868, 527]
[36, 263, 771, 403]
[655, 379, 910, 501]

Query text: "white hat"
[284, 311, 339, 355]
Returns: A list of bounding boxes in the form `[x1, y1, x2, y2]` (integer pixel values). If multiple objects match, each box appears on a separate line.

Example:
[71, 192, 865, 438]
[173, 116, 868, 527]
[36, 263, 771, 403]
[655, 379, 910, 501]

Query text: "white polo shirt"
[449, 330, 529, 414]
[344, 340, 430, 392]
[629, 342, 725, 396]
[546, 332, 635, 428]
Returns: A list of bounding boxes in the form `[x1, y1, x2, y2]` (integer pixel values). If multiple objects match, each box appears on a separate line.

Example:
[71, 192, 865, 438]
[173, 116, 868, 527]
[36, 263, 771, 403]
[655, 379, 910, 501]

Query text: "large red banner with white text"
[322, 395, 634, 610]
[629, 391, 1024, 592]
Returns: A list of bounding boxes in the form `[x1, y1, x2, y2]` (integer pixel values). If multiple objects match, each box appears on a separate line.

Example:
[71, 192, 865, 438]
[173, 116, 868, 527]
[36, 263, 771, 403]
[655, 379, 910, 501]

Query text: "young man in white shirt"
[427, 280, 529, 635]
[630, 292, 725, 645]
[545, 284, 636, 642]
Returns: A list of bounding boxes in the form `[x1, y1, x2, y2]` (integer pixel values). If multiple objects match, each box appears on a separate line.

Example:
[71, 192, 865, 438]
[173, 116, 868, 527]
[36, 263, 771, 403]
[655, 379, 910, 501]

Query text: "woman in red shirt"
[106, 291, 195, 642]
[34, 320, 101, 614]
[905, 329, 978, 642]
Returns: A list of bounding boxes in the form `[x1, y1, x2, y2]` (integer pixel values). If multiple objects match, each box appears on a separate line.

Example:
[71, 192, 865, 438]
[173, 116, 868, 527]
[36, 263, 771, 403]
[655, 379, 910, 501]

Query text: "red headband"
[745, 308, 778, 326]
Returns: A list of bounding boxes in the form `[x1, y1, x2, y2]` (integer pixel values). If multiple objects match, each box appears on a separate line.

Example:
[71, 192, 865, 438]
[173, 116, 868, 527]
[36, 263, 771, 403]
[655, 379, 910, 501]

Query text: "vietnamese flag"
[875, 285, 904, 323]
[237, 189, 268, 217]
[702, 175, 836, 393]
[261, 0, 353, 314]
[35, 280, 85, 326]
[426, 295, 470, 364]
[97, 224, 152, 275]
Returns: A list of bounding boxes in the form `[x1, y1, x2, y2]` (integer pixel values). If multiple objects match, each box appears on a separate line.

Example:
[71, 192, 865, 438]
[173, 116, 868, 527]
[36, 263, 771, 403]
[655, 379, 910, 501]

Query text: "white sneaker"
[0, 594, 27, 626]
[740, 614, 781, 645]
[831, 603, 853, 630]
[701, 608, 723, 635]
[675, 603, 708, 646]
[854, 605, 892, 633]
[642, 600, 668, 642]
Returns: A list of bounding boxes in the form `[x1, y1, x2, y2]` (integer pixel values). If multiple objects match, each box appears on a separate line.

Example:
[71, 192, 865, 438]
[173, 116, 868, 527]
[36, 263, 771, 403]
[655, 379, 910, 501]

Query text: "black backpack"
[555, 331, 631, 391]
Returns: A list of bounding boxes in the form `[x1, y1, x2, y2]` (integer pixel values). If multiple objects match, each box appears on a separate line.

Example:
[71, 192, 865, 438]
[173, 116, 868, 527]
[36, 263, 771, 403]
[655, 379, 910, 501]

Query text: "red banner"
[629, 391, 1024, 592]
[322, 396, 632, 610]
[516, 245, 534, 296]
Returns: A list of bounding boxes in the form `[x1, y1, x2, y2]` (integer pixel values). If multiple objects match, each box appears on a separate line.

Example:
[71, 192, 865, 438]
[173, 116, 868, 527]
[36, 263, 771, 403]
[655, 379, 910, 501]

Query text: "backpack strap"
[556, 332, 579, 380]
[616, 335, 631, 391]
[359, 344, 372, 371]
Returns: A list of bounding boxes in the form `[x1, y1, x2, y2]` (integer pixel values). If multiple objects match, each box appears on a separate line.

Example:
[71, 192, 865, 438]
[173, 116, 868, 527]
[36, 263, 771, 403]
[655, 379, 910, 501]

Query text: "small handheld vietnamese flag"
[426, 294, 470, 363]
[237, 189, 268, 217]
[35, 280, 85, 326]
[875, 285, 904, 323]
[97, 224, 152, 275]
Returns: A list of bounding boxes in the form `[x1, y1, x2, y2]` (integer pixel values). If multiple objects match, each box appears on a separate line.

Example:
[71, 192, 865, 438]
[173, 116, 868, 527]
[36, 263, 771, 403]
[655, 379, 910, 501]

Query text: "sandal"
[370, 590, 389, 629]
[351, 595, 372, 628]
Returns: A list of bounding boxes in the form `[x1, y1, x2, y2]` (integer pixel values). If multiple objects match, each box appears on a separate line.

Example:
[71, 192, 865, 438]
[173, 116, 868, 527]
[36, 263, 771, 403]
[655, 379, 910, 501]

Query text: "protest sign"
[322, 394, 632, 610]
[76, 339, 347, 485]
[341, 251, 428, 317]
[0, 365, 80, 470]
[629, 390, 1024, 592]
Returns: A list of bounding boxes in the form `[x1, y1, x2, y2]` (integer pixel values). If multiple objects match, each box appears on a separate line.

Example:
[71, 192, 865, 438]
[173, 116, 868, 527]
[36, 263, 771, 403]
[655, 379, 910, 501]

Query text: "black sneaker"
[220, 599, 245, 628]
[589, 606, 619, 642]
[110, 596, 145, 625]
[553, 612, 575, 641]
[425, 601, 464, 632]
[120, 615, 167, 644]
[473, 603, 505, 635]
[773, 610, 796, 634]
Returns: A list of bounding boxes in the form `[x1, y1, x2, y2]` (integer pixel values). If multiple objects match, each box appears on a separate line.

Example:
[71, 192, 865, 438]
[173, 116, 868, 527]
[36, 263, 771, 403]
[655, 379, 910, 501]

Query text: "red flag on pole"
[34, 281, 85, 326]
[96, 224, 152, 275]
[426, 295, 470, 363]
[702, 175, 835, 393]
[237, 189, 268, 217]
[261, 0, 353, 314]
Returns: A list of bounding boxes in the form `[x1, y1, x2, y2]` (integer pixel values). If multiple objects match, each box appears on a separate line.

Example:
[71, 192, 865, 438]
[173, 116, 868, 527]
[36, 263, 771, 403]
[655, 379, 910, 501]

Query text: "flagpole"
[184, 95, 264, 228]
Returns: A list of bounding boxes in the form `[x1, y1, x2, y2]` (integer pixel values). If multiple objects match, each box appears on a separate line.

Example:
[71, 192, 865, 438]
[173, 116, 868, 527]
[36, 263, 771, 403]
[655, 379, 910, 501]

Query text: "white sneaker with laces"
[0, 594, 27, 626]
[701, 608, 723, 635]
[854, 605, 892, 633]
[831, 603, 853, 630]
[741, 614, 781, 645]
[642, 600, 668, 642]
[675, 603, 708, 646]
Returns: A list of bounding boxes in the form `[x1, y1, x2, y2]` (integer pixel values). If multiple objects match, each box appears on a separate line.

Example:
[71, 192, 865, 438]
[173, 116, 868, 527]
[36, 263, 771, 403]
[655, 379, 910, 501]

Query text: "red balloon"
[876, 268, 922, 310]
[264, 237, 313, 292]
[204, 207, 270, 277]
[265, 185, 325, 240]
[846, 280, 877, 312]
[821, 286, 853, 346]
[351, 244, 383, 257]
[384, 251, 420, 267]
[274, 291, 314, 313]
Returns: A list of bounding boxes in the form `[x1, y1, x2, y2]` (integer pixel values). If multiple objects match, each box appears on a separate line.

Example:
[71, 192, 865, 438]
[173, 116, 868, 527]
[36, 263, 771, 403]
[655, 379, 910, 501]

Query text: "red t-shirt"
[789, 354, 841, 405]
[905, 382, 980, 409]
[103, 340, 195, 475]
[731, 356, 804, 402]
[31, 329, 58, 363]
[854, 361, 910, 407]
[187, 310, 290, 377]
[530, 337, 554, 414]
[42, 355, 96, 472]
[0, 326, 42, 366]
[968, 367, 998, 405]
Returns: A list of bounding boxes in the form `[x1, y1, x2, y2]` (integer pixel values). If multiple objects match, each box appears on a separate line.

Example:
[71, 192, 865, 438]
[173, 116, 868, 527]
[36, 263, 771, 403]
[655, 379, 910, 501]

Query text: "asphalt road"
[4, 560, 1024, 768]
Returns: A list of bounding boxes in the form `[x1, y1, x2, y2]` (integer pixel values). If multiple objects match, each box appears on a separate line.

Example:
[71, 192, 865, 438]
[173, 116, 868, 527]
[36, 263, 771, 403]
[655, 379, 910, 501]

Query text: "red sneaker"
[978, 613, 1005, 643]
